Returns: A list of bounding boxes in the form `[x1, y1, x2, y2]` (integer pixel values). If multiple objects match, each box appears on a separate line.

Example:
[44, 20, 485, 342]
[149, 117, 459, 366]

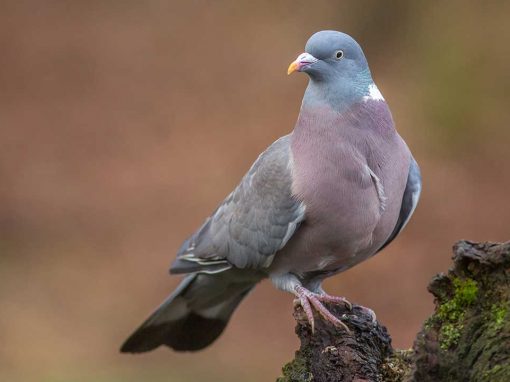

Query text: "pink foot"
[315, 292, 353, 310]
[294, 286, 351, 333]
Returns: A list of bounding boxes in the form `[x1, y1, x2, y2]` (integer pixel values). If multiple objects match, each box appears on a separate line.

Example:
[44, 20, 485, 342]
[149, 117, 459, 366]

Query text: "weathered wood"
[413, 241, 510, 381]
[277, 241, 510, 382]
[277, 304, 396, 382]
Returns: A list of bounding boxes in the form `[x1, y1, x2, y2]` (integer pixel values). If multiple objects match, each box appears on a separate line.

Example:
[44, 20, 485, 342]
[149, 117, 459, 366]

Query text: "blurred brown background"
[1, 1, 509, 381]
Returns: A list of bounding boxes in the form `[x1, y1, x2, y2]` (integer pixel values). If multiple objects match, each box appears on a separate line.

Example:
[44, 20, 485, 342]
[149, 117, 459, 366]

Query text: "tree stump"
[276, 241, 510, 382]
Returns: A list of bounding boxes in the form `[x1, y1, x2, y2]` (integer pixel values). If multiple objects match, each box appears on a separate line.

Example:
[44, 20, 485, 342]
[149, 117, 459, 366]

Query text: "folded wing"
[171, 135, 306, 274]
[378, 156, 421, 252]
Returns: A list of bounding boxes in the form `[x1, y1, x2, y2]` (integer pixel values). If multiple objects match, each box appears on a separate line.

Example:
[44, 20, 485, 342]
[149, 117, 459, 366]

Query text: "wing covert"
[171, 135, 305, 274]
[377, 156, 421, 252]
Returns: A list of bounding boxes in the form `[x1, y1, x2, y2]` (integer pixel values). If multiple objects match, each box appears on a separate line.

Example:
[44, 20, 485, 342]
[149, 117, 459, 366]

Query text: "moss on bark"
[412, 241, 510, 381]
[277, 241, 510, 382]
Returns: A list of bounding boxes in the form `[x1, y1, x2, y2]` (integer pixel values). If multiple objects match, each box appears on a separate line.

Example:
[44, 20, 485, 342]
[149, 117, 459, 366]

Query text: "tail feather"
[121, 273, 253, 353]
[120, 311, 227, 352]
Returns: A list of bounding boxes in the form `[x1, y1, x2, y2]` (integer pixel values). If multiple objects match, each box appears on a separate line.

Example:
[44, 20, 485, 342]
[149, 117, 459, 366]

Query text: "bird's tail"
[120, 272, 255, 352]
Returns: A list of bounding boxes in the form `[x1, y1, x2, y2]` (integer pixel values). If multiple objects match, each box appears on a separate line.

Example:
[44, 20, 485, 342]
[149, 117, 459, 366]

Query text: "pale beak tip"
[287, 61, 298, 75]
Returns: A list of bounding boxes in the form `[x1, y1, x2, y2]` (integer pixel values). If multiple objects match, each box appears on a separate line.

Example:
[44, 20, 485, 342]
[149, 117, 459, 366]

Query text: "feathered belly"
[269, 177, 386, 277]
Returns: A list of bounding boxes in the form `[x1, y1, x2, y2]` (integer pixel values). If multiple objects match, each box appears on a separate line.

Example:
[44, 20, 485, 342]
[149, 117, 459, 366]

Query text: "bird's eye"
[335, 50, 344, 60]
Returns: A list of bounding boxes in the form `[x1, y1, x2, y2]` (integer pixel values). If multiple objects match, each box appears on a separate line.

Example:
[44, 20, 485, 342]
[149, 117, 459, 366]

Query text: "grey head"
[288, 30, 377, 111]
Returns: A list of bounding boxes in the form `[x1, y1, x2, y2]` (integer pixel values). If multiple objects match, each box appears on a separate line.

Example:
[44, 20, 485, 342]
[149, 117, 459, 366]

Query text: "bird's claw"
[315, 293, 353, 311]
[358, 305, 377, 324]
[294, 285, 351, 333]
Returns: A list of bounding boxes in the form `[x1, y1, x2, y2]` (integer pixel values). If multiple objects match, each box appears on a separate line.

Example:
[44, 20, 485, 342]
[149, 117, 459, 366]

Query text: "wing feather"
[171, 135, 305, 274]
[377, 156, 421, 252]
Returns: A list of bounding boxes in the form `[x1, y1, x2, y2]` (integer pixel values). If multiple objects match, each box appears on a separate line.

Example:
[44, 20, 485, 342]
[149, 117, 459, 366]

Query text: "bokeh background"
[1, 1, 509, 381]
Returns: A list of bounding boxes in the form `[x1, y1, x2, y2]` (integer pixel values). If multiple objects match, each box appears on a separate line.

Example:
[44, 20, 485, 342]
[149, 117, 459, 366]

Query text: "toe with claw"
[294, 285, 351, 333]
[357, 305, 377, 324]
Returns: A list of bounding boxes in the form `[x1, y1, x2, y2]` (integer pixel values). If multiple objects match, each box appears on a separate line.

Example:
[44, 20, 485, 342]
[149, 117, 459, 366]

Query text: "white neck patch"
[363, 83, 385, 102]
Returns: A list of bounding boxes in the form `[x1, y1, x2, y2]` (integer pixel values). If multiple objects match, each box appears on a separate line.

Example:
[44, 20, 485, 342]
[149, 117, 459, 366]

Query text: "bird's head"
[288, 30, 370, 81]
[288, 31, 378, 109]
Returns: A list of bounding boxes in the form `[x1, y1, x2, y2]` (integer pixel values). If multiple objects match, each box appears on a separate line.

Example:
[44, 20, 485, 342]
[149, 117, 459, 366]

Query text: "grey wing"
[170, 135, 305, 274]
[377, 156, 421, 252]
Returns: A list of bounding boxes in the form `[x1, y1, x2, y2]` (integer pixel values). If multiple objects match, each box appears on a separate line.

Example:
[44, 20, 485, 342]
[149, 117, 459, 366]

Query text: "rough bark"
[276, 241, 510, 382]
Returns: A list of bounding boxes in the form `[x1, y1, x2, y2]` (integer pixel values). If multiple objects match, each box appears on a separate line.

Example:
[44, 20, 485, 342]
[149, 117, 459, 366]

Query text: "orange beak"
[287, 52, 319, 75]
[287, 61, 299, 75]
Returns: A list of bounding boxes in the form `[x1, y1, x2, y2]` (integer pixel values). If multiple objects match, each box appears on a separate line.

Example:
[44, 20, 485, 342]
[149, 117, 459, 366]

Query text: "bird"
[120, 30, 421, 353]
